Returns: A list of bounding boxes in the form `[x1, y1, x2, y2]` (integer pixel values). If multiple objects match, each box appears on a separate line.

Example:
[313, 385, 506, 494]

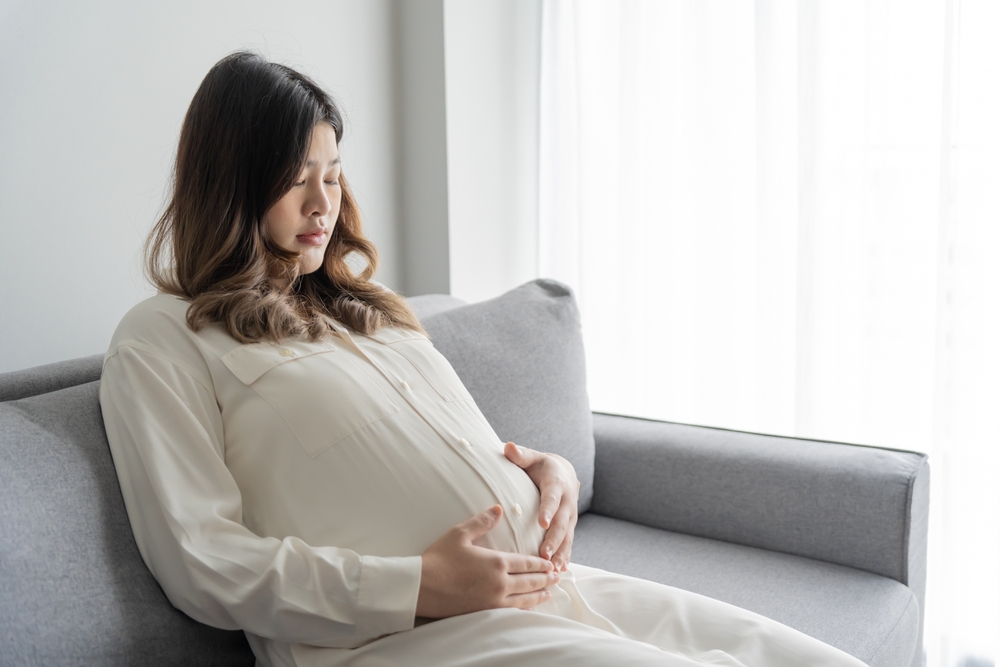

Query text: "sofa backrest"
[0, 354, 103, 402]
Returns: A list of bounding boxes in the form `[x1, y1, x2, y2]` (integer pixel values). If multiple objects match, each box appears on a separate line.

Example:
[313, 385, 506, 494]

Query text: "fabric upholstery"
[0, 382, 254, 666]
[416, 279, 596, 512]
[590, 412, 929, 587]
[574, 514, 919, 667]
[0, 354, 103, 402]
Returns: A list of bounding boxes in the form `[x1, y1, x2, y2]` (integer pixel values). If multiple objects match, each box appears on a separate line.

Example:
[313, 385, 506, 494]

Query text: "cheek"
[265, 203, 297, 246]
[333, 190, 344, 220]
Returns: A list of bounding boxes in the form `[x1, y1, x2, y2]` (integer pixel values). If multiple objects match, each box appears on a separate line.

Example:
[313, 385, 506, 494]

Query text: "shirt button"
[278, 348, 294, 357]
[459, 437, 472, 449]
[401, 380, 412, 392]
[513, 503, 523, 516]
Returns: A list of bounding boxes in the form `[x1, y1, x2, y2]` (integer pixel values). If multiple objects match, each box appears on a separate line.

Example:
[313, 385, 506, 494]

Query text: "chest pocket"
[368, 328, 476, 403]
[221, 340, 400, 458]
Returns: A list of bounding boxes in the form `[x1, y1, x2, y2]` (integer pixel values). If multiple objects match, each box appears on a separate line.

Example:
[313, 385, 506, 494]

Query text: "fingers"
[504, 441, 544, 469]
[505, 588, 553, 610]
[456, 505, 502, 541]
[506, 569, 560, 595]
[503, 563, 561, 610]
[505, 552, 555, 573]
[551, 537, 573, 572]
[537, 487, 561, 529]
[539, 490, 576, 554]
[501, 572, 559, 606]
[538, 526, 564, 562]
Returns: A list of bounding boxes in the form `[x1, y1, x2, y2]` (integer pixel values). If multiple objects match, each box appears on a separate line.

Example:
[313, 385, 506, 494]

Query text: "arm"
[100, 345, 422, 646]
[590, 412, 929, 591]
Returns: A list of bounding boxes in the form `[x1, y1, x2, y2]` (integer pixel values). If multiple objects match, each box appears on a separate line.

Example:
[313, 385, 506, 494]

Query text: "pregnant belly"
[232, 410, 548, 560]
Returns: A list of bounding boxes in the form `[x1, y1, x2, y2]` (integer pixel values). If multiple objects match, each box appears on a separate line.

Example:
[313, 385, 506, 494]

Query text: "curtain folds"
[539, 1, 999, 665]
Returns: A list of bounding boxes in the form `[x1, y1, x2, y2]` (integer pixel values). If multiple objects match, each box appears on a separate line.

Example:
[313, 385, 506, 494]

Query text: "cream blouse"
[100, 293, 545, 647]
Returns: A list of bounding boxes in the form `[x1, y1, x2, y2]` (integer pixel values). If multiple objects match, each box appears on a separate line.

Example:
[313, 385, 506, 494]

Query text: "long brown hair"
[146, 51, 423, 342]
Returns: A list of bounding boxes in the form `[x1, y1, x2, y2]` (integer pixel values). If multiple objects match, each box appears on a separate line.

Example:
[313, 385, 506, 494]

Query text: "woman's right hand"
[416, 505, 560, 619]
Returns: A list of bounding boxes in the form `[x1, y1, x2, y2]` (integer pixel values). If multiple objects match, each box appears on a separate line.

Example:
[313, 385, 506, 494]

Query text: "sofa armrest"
[590, 412, 929, 593]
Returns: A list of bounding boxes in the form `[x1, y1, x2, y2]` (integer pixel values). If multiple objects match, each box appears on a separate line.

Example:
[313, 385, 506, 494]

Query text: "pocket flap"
[221, 340, 340, 385]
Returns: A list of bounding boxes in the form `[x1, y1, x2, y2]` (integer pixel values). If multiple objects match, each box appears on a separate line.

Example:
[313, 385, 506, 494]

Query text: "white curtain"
[539, 1, 999, 665]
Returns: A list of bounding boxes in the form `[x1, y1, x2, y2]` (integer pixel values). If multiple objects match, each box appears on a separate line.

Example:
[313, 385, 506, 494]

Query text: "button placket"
[341, 331, 529, 553]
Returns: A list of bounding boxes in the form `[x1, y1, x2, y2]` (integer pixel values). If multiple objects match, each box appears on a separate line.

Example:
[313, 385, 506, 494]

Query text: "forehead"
[305, 124, 339, 166]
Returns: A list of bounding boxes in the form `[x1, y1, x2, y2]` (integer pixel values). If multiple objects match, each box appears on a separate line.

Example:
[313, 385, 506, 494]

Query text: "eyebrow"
[305, 157, 341, 168]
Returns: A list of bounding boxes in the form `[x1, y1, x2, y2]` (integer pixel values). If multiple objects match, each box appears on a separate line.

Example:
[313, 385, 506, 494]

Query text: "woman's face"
[265, 123, 342, 284]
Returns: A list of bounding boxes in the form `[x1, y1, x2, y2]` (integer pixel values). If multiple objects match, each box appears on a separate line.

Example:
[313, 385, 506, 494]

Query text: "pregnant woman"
[99, 51, 866, 667]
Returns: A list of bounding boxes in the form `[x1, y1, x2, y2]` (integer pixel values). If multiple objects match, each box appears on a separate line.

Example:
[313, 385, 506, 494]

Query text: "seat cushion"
[573, 513, 919, 667]
[0, 382, 254, 667]
[415, 279, 596, 512]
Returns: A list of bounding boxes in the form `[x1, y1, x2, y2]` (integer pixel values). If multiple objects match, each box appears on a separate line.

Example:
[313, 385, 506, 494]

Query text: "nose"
[305, 182, 333, 218]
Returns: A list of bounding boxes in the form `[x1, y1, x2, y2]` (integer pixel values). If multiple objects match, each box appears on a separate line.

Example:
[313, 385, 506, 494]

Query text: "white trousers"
[276, 564, 868, 667]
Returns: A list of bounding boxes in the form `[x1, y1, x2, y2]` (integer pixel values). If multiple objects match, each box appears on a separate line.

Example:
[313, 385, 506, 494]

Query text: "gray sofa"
[0, 279, 928, 666]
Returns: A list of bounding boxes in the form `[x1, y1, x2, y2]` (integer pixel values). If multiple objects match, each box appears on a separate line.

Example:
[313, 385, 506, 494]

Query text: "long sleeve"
[99, 343, 422, 646]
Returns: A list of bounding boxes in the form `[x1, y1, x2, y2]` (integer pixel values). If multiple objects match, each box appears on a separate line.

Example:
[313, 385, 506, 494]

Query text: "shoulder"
[116, 291, 190, 329]
[104, 293, 216, 383]
[108, 292, 193, 348]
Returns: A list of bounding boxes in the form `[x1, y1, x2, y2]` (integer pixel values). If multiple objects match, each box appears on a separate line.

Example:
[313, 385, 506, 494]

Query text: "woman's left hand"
[504, 441, 579, 572]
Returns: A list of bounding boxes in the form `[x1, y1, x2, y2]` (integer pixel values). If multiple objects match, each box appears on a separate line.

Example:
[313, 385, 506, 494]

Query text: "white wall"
[444, 0, 542, 304]
[0, 0, 402, 372]
[0, 0, 545, 372]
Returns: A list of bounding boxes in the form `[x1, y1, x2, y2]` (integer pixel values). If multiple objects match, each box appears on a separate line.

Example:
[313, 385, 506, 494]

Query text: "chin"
[299, 259, 325, 277]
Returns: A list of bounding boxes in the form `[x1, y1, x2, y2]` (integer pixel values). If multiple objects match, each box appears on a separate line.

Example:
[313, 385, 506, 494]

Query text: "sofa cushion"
[573, 513, 919, 667]
[412, 279, 596, 512]
[0, 382, 254, 667]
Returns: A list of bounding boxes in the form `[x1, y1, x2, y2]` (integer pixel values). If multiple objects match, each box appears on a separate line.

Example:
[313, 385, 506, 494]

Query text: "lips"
[295, 229, 328, 246]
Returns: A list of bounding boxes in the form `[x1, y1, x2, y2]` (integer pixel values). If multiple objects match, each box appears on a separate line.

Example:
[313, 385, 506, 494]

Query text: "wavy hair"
[146, 51, 424, 342]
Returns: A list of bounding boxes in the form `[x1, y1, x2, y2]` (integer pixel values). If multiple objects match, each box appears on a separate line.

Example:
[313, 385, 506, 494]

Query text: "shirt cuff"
[355, 555, 422, 639]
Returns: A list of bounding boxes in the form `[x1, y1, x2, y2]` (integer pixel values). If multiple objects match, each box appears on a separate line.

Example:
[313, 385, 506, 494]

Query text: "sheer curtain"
[539, 1, 999, 665]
